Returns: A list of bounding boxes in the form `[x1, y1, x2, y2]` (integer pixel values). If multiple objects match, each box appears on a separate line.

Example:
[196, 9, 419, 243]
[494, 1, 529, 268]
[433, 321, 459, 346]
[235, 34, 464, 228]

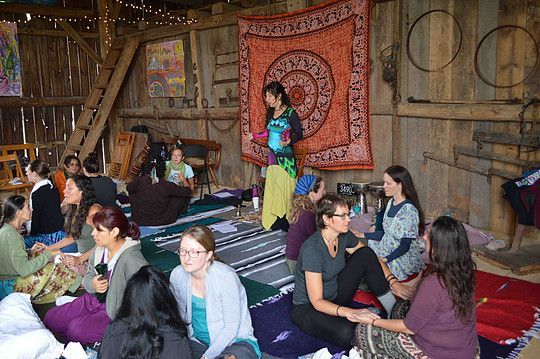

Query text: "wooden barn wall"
[118, 0, 539, 236]
[399, 0, 539, 237]
[0, 0, 109, 169]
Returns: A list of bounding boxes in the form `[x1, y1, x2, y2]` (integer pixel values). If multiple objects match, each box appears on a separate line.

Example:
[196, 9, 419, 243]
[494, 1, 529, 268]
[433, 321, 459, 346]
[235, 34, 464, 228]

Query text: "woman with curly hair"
[45, 207, 147, 344]
[99, 266, 191, 359]
[35, 175, 102, 267]
[352, 216, 478, 359]
[285, 175, 326, 273]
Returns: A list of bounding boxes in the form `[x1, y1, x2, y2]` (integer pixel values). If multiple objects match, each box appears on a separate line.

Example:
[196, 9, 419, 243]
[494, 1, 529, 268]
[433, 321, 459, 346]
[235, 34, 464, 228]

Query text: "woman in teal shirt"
[170, 225, 260, 359]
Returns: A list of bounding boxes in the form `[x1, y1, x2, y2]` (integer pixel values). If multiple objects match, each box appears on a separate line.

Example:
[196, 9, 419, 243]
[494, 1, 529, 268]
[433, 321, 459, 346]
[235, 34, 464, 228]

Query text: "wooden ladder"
[60, 36, 140, 165]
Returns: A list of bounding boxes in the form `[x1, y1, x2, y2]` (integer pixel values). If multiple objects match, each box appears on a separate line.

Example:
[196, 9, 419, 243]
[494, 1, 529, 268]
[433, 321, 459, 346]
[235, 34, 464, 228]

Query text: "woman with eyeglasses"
[51, 155, 81, 203]
[291, 194, 398, 347]
[170, 225, 260, 359]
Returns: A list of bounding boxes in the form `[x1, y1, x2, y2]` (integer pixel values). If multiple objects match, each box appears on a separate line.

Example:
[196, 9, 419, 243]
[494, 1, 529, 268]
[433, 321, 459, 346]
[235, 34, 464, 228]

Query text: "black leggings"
[291, 246, 390, 347]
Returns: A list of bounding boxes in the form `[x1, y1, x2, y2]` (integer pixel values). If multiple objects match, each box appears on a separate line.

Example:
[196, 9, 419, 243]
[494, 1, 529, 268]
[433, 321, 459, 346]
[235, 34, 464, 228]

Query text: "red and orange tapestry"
[239, 0, 373, 170]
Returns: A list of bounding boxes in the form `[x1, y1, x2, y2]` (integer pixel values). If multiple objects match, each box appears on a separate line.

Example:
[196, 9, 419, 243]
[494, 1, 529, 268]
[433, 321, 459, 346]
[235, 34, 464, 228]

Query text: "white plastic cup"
[252, 196, 259, 210]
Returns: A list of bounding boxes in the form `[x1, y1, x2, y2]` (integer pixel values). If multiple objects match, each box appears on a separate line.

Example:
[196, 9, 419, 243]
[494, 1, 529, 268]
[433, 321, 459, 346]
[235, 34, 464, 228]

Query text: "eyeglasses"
[179, 248, 208, 259]
[332, 213, 349, 219]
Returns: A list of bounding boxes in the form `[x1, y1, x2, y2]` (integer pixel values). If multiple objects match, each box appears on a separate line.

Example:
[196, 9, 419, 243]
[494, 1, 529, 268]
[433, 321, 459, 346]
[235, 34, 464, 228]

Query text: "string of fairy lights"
[1, 0, 197, 28]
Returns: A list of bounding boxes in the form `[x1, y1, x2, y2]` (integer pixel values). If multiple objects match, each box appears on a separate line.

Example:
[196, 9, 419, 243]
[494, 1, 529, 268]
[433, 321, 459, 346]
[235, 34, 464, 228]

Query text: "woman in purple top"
[352, 216, 478, 359]
[285, 175, 326, 273]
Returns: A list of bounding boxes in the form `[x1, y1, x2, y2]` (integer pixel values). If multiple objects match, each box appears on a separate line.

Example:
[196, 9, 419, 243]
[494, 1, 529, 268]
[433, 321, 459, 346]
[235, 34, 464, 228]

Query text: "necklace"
[322, 233, 337, 252]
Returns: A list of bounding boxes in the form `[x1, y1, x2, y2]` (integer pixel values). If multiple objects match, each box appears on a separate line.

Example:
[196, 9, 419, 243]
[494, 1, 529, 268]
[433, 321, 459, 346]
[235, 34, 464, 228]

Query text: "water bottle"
[252, 184, 259, 210]
[160, 145, 167, 161]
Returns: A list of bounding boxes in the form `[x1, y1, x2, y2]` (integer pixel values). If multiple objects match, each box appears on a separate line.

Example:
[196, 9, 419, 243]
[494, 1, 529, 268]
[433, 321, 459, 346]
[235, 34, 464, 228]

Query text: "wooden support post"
[391, 0, 402, 164]
[56, 20, 103, 66]
[190, 30, 209, 140]
[97, 0, 111, 57]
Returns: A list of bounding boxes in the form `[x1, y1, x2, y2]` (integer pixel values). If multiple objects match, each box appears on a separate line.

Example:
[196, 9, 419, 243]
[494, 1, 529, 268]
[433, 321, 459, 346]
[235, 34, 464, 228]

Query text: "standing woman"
[251, 81, 303, 230]
[170, 225, 260, 359]
[40, 175, 102, 267]
[0, 195, 80, 303]
[285, 174, 326, 273]
[291, 194, 397, 347]
[24, 160, 65, 249]
[358, 165, 424, 280]
[352, 216, 478, 359]
[51, 155, 81, 203]
[45, 207, 148, 344]
[83, 152, 118, 208]
[99, 266, 192, 359]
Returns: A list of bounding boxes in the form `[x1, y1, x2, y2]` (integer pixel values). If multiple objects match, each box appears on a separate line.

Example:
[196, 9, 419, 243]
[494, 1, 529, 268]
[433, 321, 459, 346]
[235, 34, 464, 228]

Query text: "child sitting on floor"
[165, 146, 195, 193]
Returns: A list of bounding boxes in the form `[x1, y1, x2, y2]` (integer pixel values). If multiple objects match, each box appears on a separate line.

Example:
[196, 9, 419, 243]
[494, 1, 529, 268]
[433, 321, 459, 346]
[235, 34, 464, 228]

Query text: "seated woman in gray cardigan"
[170, 225, 260, 359]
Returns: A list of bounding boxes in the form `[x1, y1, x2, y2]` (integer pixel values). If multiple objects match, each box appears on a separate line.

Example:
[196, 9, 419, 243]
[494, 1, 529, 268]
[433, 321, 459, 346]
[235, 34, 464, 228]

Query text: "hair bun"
[128, 221, 140, 240]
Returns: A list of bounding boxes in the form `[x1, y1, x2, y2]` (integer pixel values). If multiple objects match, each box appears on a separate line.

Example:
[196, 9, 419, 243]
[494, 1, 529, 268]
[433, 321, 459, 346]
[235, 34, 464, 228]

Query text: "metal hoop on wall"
[474, 25, 539, 88]
[406, 9, 463, 72]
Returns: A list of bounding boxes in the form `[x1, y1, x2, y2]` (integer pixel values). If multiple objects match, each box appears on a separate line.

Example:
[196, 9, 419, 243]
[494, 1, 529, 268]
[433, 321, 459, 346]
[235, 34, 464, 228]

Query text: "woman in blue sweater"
[170, 225, 260, 359]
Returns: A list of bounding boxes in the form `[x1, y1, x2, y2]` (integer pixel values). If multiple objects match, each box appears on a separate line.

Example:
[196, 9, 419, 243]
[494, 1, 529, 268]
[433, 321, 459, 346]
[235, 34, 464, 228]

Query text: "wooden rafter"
[18, 28, 99, 38]
[56, 20, 103, 66]
[0, 96, 86, 109]
[0, 4, 97, 18]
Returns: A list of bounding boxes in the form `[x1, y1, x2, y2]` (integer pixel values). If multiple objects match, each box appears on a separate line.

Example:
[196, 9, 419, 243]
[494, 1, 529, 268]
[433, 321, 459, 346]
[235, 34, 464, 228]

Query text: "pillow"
[0, 293, 64, 359]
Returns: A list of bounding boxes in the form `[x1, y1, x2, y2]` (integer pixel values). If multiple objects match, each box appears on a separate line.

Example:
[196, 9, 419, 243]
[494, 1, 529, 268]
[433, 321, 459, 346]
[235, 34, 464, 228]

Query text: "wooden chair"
[295, 146, 309, 179]
[182, 144, 211, 199]
[1, 143, 37, 164]
[0, 154, 33, 196]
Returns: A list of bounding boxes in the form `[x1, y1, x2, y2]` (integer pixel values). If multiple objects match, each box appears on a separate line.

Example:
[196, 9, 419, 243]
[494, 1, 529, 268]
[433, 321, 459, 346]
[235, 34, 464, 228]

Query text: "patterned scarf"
[164, 161, 186, 185]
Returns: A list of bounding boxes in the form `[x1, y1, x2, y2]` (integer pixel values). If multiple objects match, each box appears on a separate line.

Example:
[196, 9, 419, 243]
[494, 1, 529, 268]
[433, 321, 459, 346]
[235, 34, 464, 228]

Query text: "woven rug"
[352, 270, 540, 346]
[251, 291, 517, 359]
[239, 0, 373, 170]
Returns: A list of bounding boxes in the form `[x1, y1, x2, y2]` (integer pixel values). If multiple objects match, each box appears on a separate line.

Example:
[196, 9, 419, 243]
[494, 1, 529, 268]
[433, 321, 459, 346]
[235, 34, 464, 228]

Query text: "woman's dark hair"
[92, 206, 140, 241]
[113, 266, 188, 359]
[83, 152, 100, 174]
[264, 81, 291, 122]
[425, 216, 476, 322]
[64, 154, 81, 168]
[315, 193, 349, 229]
[64, 174, 97, 238]
[0, 195, 26, 227]
[385, 165, 425, 235]
[28, 159, 50, 180]
[142, 156, 166, 180]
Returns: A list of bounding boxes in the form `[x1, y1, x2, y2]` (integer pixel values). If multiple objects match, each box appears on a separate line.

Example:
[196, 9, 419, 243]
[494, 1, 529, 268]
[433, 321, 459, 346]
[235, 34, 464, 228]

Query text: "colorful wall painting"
[146, 40, 186, 97]
[0, 21, 22, 97]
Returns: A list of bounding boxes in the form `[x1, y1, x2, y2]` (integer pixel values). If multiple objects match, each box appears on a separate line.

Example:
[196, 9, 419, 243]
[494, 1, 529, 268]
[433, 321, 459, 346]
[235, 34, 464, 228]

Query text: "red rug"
[238, 0, 373, 170]
[353, 270, 540, 344]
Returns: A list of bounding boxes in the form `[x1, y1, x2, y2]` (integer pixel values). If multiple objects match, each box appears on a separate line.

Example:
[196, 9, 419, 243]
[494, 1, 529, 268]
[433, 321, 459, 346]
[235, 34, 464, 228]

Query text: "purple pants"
[44, 293, 110, 344]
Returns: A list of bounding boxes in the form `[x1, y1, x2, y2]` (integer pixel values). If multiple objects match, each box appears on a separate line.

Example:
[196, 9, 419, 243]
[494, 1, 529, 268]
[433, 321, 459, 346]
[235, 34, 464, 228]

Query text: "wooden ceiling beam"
[0, 4, 97, 18]
[56, 20, 103, 65]
[123, 2, 287, 44]
[18, 28, 99, 38]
